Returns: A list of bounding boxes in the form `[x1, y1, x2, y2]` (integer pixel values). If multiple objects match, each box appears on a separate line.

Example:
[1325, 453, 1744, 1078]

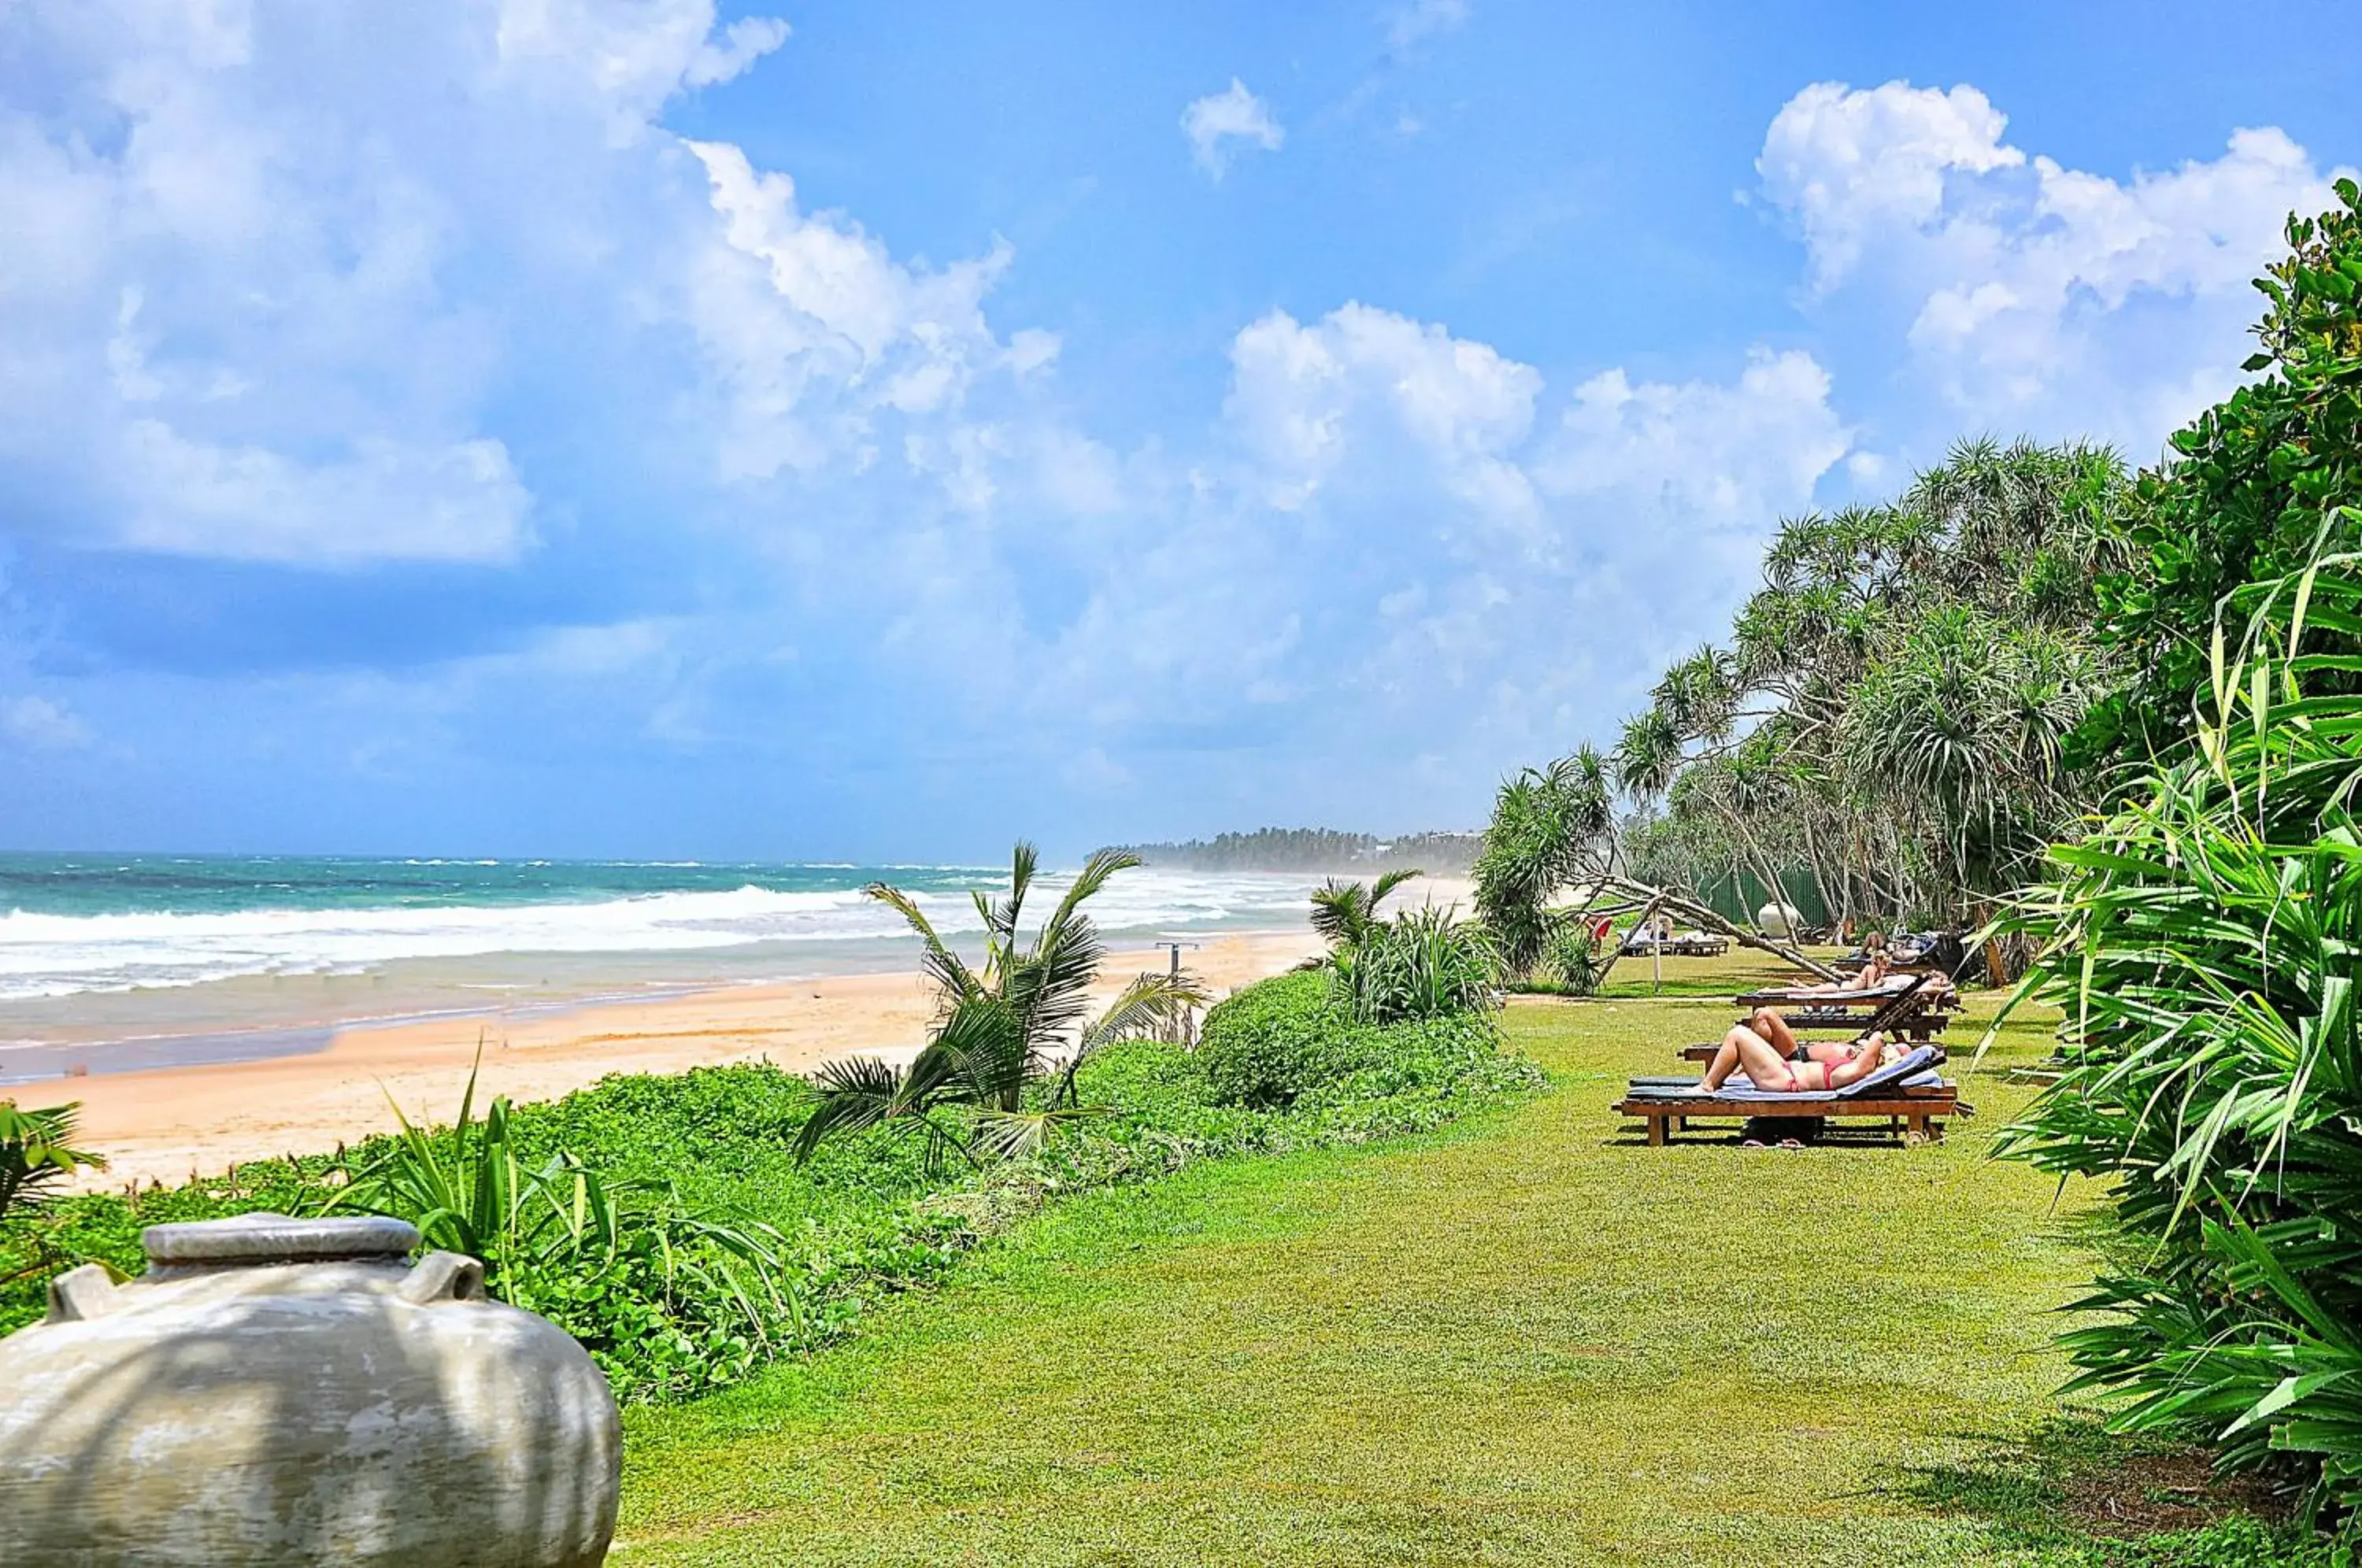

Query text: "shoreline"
[51, 930, 1328, 1193]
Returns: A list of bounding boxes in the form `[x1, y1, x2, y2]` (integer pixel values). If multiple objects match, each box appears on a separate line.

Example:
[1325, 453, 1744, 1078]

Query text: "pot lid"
[143, 1213, 421, 1267]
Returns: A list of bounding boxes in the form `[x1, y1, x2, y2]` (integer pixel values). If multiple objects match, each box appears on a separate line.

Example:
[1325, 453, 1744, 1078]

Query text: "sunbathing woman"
[1694, 1024, 1902, 1093]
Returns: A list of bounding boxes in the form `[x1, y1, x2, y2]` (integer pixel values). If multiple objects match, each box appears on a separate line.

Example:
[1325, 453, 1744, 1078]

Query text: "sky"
[0, 0, 2356, 860]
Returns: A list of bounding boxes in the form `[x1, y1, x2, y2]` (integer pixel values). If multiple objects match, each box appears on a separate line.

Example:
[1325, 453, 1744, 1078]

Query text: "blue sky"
[1, 0, 2356, 860]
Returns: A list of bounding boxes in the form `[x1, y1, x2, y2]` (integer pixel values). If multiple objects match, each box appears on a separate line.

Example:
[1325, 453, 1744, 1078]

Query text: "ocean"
[0, 854, 1319, 1084]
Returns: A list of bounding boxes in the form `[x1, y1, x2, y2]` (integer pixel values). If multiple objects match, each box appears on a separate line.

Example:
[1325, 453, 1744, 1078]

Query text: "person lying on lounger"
[1774, 934, 1913, 996]
[1693, 1024, 1905, 1094]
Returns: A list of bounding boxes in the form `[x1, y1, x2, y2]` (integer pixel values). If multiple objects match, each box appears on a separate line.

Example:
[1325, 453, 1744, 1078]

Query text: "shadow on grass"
[1893, 1415, 2334, 1566]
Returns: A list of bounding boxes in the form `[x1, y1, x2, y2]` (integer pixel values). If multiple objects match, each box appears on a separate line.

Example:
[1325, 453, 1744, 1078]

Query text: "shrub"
[1330, 905, 1495, 1024]
[1996, 545, 2362, 1527]
[1538, 921, 1603, 997]
[336, 1065, 801, 1403]
[1195, 971, 1360, 1108]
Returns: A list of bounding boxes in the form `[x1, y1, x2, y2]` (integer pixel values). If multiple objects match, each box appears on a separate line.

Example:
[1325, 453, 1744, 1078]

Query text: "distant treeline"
[1104, 827, 1483, 874]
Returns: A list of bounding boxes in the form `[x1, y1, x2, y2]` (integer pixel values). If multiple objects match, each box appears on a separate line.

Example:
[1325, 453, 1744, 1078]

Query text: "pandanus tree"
[1474, 745, 1615, 982]
[794, 845, 1205, 1170]
[1609, 436, 2130, 938]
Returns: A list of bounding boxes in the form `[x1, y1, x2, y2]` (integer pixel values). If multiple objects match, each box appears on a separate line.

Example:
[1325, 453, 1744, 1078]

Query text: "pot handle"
[399, 1251, 487, 1305]
[46, 1264, 120, 1324]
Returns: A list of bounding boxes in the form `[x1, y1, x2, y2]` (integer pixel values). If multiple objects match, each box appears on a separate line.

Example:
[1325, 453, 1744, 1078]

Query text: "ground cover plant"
[0, 969, 1538, 1405]
[610, 961, 2323, 1566]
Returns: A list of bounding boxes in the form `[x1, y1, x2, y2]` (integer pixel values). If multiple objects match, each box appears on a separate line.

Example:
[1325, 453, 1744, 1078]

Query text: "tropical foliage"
[338, 1063, 799, 1399]
[0, 1102, 104, 1226]
[2078, 179, 2362, 778]
[1309, 868, 1423, 949]
[1190, 969, 1527, 1114]
[794, 845, 1203, 1170]
[1612, 437, 2127, 937]
[1994, 183, 2362, 1529]
[1473, 746, 1616, 982]
[1328, 904, 1496, 1025]
[1995, 542, 2362, 1524]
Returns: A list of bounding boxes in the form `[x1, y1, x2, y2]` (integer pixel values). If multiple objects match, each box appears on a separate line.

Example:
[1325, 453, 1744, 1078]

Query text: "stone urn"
[0, 1213, 620, 1566]
[1757, 900, 1804, 939]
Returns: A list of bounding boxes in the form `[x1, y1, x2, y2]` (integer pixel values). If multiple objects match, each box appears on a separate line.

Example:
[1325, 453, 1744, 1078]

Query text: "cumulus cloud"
[0, 13, 2337, 847]
[0, 0, 805, 568]
[1030, 306, 1849, 782]
[684, 139, 1020, 480]
[1759, 80, 2356, 449]
[1182, 80, 1284, 178]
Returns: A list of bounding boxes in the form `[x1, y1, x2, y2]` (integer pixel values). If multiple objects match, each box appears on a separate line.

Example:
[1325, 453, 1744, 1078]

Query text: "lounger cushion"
[1624, 1069, 1945, 1094]
[1621, 1045, 1944, 1103]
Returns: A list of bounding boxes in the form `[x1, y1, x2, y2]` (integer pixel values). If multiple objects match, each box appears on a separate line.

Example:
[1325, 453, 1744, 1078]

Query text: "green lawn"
[610, 963, 2231, 1565]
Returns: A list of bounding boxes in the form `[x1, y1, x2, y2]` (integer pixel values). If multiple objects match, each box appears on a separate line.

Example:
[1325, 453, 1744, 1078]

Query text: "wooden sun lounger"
[1613, 1085, 1960, 1144]
[1617, 1039, 1962, 1145]
[1734, 979, 1957, 1011]
[1625, 937, 1731, 958]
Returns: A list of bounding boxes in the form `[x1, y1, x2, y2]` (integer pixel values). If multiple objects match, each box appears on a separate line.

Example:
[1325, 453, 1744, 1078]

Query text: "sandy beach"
[57, 930, 1329, 1192]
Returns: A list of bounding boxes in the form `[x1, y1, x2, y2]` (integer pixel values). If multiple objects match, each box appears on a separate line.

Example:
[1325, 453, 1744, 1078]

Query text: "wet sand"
[57, 930, 1327, 1192]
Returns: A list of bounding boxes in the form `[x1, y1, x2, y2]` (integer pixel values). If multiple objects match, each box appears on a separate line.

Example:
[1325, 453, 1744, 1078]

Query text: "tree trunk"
[1593, 878, 1843, 982]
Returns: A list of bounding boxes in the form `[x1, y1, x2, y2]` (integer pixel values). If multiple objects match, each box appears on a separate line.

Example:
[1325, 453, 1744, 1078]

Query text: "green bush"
[1538, 921, 1603, 997]
[1195, 970, 1360, 1108]
[1997, 545, 2362, 1529]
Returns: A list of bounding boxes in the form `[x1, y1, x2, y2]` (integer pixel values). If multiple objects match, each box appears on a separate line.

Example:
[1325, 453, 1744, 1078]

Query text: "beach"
[55, 929, 1329, 1191]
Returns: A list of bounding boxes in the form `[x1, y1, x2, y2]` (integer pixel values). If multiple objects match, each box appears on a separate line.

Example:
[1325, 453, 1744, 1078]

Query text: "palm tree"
[794, 845, 1205, 1170]
[0, 1101, 105, 1226]
[1309, 868, 1423, 950]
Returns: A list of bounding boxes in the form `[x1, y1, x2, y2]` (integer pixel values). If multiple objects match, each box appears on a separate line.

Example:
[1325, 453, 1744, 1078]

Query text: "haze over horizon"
[2, 0, 2356, 861]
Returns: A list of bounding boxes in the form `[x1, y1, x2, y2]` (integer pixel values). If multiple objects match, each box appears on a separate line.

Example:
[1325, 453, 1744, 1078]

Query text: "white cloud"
[683, 139, 1022, 481]
[1226, 302, 1542, 520]
[1384, 0, 1470, 56]
[117, 424, 535, 565]
[2, 697, 94, 753]
[1183, 80, 1284, 178]
[494, 0, 789, 116]
[1759, 80, 2355, 448]
[1030, 306, 1849, 780]
[0, 0, 808, 567]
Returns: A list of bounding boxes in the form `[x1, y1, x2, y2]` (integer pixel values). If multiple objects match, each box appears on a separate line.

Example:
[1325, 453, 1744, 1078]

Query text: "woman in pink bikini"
[1693, 1023, 1904, 1094]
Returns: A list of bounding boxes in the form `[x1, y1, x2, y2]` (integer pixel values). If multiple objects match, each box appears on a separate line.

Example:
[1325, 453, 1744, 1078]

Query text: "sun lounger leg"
[1646, 1112, 1667, 1146]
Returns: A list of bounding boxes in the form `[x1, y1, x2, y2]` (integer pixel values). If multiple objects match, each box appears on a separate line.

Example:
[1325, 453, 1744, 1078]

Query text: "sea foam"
[0, 868, 1313, 1001]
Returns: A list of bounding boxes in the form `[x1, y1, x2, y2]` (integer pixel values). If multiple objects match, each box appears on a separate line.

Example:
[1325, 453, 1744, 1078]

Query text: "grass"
[613, 953, 2299, 1565]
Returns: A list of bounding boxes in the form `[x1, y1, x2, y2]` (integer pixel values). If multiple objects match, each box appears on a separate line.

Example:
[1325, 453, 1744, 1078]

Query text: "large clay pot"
[0, 1213, 620, 1566]
[1757, 900, 1804, 939]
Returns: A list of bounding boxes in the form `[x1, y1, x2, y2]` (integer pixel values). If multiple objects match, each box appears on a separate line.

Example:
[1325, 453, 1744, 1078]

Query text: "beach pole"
[1153, 938, 1201, 1045]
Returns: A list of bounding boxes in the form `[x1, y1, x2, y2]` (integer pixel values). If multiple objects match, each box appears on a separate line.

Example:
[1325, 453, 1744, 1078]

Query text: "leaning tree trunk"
[1590, 878, 1843, 982]
[1586, 893, 1667, 990]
